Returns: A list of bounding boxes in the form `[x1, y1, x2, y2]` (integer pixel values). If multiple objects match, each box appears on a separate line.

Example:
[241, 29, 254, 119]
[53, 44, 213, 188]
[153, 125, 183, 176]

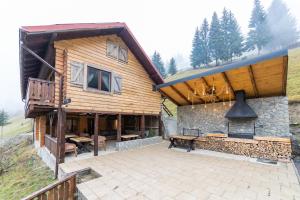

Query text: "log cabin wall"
[53, 35, 161, 115]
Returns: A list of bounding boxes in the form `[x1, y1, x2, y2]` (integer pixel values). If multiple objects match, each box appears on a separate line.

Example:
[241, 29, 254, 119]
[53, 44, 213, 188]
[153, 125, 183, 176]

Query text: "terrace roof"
[157, 49, 289, 106]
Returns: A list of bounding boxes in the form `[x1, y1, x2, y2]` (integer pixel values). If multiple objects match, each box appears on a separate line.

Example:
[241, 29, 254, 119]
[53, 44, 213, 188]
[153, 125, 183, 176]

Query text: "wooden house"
[19, 23, 164, 167]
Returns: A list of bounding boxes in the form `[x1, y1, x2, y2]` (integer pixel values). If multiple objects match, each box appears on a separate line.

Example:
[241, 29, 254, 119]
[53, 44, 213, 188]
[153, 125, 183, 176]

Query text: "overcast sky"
[0, 0, 299, 114]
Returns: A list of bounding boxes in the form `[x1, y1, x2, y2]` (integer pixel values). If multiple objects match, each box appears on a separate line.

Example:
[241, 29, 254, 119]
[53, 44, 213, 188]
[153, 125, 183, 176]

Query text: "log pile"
[195, 135, 292, 161]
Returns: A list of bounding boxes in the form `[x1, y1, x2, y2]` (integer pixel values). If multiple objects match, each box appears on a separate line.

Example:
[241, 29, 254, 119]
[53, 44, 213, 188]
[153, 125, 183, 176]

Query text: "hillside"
[163, 47, 300, 116]
[2, 114, 33, 138]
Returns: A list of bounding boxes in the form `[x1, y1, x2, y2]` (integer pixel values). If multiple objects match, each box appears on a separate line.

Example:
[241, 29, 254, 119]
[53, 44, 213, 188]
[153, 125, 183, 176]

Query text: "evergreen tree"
[190, 27, 202, 69]
[168, 57, 177, 75]
[220, 8, 231, 62]
[220, 8, 244, 62]
[266, 0, 299, 50]
[0, 109, 9, 135]
[199, 18, 211, 65]
[209, 12, 222, 65]
[246, 0, 269, 54]
[152, 51, 166, 78]
[228, 11, 244, 60]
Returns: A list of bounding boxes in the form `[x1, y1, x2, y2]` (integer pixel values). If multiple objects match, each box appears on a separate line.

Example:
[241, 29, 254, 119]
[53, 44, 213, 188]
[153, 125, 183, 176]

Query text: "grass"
[287, 48, 300, 101]
[2, 114, 33, 138]
[0, 139, 55, 199]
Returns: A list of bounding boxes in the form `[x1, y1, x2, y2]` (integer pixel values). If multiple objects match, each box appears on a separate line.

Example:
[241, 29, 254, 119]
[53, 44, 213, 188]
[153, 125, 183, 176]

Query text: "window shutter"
[70, 62, 84, 85]
[113, 74, 122, 94]
[118, 47, 128, 62]
[107, 41, 118, 58]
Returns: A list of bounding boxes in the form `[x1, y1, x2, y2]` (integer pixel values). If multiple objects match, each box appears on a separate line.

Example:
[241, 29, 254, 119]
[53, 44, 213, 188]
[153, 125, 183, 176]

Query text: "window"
[70, 62, 84, 85]
[87, 66, 111, 92]
[66, 118, 79, 133]
[106, 40, 128, 63]
[107, 41, 118, 58]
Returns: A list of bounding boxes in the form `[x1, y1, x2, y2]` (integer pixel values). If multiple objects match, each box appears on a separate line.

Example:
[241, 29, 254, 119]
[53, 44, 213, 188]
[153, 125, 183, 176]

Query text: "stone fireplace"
[177, 96, 290, 138]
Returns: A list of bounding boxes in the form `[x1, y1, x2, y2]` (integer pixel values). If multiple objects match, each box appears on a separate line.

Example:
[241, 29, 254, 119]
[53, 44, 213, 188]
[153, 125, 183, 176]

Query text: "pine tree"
[168, 57, 177, 75]
[209, 12, 222, 65]
[220, 8, 231, 62]
[0, 109, 9, 136]
[190, 27, 202, 69]
[220, 8, 244, 62]
[228, 11, 244, 60]
[266, 0, 299, 50]
[246, 0, 269, 54]
[199, 18, 211, 65]
[152, 51, 166, 78]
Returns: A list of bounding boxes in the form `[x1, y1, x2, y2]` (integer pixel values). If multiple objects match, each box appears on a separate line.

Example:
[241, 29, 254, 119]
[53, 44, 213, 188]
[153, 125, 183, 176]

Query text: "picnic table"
[121, 134, 139, 141]
[168, 135, 198, 152]
[70, 137, 92, 153]
[65, 134, 78, 139]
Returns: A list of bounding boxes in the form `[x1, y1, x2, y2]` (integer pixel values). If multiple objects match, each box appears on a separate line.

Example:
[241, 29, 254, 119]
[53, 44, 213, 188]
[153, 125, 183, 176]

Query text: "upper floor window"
[87, 66, 111, 92]
[106, 40, 128, 63]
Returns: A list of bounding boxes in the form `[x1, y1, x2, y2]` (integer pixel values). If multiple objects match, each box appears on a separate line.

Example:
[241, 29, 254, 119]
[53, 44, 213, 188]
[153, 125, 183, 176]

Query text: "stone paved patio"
[60, 142, 300, 200]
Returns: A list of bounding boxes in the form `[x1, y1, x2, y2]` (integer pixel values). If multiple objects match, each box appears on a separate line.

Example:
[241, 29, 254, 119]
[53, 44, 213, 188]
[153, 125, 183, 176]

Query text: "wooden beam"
[117, 114, 121, 142]
[248, 65, 259, 98]
[282, 56, 288, 95]
[94, 114, 99, 156]
[140, 115, 145, 138]
[170, 85, 191, 104]
[221, 72, 235, 97]
[183, 82, 204, 103]
[159, 90, 181, 106]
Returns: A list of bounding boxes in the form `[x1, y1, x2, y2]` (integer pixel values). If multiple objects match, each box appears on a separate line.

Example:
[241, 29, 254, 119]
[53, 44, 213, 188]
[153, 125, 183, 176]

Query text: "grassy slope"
[287, 48, 300, 101]
[0, 139, 54, 199]
[163, 48, 300, 116]
[2, 115, 33, 138]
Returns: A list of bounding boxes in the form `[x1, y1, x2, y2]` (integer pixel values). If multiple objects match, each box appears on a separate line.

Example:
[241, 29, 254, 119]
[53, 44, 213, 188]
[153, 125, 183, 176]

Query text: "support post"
[94, 114, 99, 156]
[158, 113, 163, 137]
[55, 76, 65, 179]
[117, 114, 121, 142]
[140, 115, 145, 138]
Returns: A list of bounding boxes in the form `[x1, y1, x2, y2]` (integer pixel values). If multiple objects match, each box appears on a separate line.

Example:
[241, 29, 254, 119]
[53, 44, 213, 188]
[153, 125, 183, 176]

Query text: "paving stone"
[59, 142, 300, 200]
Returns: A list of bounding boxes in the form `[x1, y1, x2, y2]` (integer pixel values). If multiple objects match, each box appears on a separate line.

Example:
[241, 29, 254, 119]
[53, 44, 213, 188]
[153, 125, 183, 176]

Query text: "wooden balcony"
[25, 78, 55, 118]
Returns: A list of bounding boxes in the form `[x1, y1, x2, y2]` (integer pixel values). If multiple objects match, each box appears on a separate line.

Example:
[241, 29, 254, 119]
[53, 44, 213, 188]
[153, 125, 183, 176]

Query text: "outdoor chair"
[91, 135, 107, 151]
[65, 142, 77, 157]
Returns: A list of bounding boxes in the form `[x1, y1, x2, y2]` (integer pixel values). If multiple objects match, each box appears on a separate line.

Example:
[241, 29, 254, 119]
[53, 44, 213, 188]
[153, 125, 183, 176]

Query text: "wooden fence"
[45, 135, 58, 157]
[21, 173, 76, 200]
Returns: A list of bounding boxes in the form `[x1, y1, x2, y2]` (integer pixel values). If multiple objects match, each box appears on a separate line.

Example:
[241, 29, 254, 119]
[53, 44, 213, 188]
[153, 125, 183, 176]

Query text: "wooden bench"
[168, 128, 202, 152]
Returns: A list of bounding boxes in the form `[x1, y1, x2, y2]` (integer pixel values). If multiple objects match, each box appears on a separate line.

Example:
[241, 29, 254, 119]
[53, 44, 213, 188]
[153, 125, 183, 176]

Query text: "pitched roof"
[19, 22, 164, 99]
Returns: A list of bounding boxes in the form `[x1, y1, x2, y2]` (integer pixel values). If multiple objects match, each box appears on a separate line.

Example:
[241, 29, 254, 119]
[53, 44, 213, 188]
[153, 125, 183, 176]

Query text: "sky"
[0, 0, 299, 114]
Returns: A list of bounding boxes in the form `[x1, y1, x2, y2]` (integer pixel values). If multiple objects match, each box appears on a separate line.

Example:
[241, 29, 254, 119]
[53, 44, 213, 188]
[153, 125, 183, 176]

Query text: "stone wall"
[289, 101, 300, 124]
[116, 136, 162, 151]
[177, 96, 290, 137]
[195, 135, 292, 161]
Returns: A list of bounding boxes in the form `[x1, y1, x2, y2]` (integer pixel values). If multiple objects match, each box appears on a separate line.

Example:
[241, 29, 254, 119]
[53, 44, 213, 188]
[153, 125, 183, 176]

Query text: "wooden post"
[94, 114, 99, 156]
[55, 76, 65, 179]
[117, 114, 121, 142]
[158, 113, 163, 138]
[140, 115, 145, 138]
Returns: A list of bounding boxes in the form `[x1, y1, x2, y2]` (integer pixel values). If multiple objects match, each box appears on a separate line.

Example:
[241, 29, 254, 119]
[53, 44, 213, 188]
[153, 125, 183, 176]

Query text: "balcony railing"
[45, 135, 58, 157]
[25, 78, 55, 116]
